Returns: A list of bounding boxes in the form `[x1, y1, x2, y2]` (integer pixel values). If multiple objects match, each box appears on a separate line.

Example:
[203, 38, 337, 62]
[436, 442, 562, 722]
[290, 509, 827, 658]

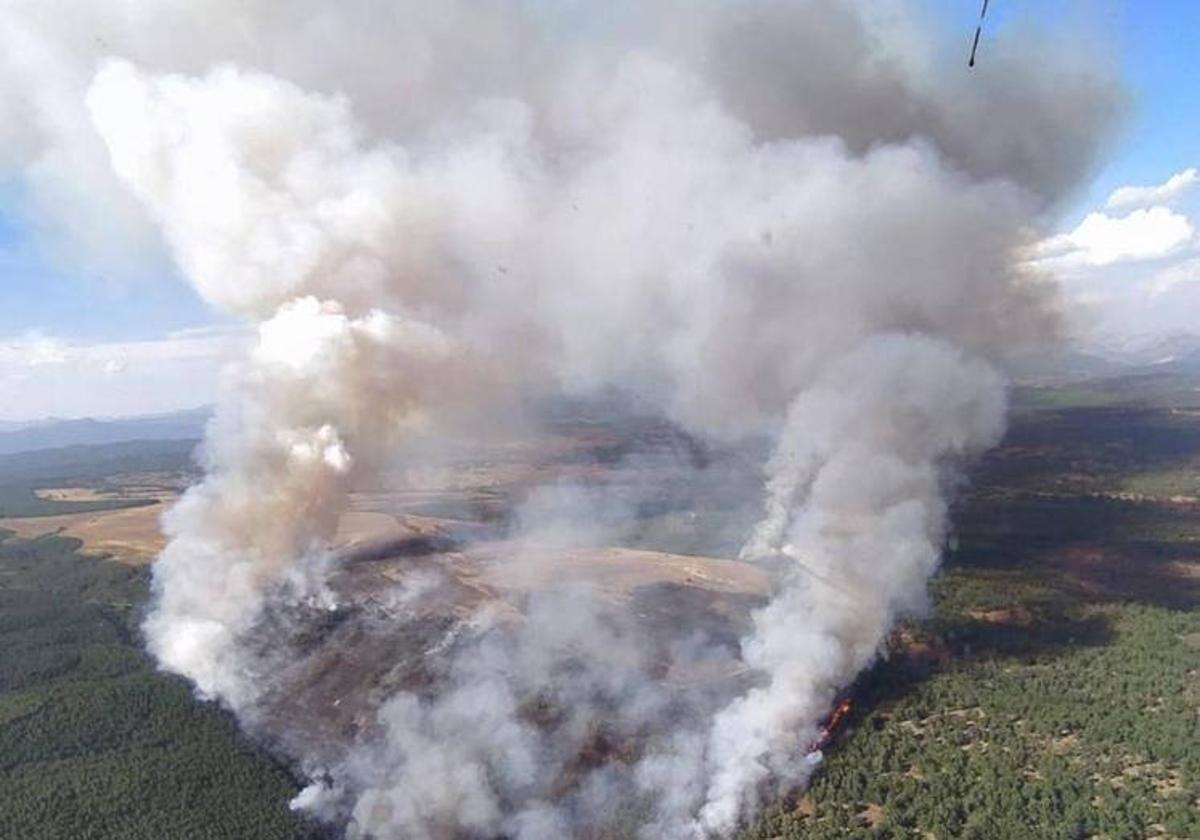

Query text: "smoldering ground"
[0, 1, 1122, 837]
[227, 408, 776, 839]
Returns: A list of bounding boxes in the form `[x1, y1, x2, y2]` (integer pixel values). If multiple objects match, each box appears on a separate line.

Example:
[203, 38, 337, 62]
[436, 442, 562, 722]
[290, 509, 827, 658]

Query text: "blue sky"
[976, 1, 1200, 341]
[1098, 2, 1199, 197]
[978, 0, 1199, 217]
[0, 1, 1196, 419]
[0, 180, 217, 343]
[0, 220, 215, 344]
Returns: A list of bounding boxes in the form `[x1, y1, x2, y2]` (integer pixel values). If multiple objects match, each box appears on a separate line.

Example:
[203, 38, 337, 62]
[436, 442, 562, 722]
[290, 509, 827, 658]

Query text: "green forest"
[741, 575, 1199, 839]
[740, 400, 1200, 840]
[0, 438, 196, 518]
[0, 529, 326, 840]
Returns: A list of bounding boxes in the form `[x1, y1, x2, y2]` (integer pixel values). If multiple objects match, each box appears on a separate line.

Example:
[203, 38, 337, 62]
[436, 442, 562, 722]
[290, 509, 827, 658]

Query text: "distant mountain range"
[1089, 332, 1200, 372]
[5, 333, 1200, 455]
[0, 407, 210, 456]
[1010, 332, 1200, 385]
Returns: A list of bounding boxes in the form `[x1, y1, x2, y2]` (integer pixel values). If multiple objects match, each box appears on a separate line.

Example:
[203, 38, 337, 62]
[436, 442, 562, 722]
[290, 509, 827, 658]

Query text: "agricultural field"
[0, 439, 196, 519]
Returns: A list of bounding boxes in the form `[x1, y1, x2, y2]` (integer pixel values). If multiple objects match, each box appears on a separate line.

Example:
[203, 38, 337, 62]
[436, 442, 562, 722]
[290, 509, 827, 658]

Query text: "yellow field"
[1, 493, 769, 608]
[470, 542, 769, 601]
[1, 501, 487, 566]
[33, 487, 117, 502]
[0, 502, 171, 564]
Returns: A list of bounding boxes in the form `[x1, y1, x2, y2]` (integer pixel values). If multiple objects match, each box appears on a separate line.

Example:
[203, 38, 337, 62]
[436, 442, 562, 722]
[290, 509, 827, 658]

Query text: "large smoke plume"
[1, 1, 1121, 837]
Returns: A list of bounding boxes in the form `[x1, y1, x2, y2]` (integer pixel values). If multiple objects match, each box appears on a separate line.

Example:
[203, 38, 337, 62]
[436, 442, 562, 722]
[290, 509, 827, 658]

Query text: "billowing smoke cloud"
[1, 1, 1121, 837]
[706, 336, 1005, 830]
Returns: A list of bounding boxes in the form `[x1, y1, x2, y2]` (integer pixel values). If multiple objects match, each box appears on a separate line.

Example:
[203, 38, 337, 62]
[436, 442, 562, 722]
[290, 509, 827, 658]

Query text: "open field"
[0, 501, 172, 564]
[0, 502, 421, 566]
[34, 486, 138, 502]
[0, 411, 759, 566]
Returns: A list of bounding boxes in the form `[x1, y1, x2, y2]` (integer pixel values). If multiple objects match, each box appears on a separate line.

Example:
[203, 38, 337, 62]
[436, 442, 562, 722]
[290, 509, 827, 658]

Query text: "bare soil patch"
[966, 605, 1034, 625]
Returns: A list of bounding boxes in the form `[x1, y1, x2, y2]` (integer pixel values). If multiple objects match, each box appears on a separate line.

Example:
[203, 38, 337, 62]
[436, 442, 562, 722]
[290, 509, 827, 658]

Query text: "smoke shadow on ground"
[848, 610, 1117, 737]
[945, 401, 1200, 614]
[340, 532, 465, 565]
[932, 610, 1115, 662]
[975, 404, 1200, 494]
[839, 402, 1200, 737]
[948, 495, 1200, 612]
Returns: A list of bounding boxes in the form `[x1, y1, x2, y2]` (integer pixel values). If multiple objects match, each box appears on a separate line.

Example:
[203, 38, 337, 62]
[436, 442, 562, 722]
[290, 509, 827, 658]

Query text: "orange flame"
[826, 698, 853, 732]
[807, 698, 854, 754]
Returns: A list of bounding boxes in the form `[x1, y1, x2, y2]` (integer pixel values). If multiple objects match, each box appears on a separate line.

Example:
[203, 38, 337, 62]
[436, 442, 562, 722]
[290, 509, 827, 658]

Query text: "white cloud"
[0, 330, 246, 420]
[24, 335, 69, 366]
[1105, 167, 1197, 211]
[102, 357, 126, 376]
[1147, 255, 1200, 298]
[1033, 205, 1193, 271]
[1031, 168, 1200, 339]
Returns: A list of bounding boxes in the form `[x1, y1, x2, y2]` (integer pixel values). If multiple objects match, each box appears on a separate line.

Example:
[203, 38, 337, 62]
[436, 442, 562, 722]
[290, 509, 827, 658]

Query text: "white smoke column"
[332, 584, 683, 840]
[8, 1, 1122, 836]
[86, 60, 487, 704]
[699, 335, 1005, 831]
[146, 298, 462, 703]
